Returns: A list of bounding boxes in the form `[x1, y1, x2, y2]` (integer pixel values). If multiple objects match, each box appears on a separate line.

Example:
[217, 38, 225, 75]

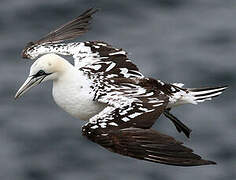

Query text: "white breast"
[52, 70, 106, 120]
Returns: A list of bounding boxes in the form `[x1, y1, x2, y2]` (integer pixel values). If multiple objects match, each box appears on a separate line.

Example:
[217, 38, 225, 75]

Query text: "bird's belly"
[52, 85, 106, 120]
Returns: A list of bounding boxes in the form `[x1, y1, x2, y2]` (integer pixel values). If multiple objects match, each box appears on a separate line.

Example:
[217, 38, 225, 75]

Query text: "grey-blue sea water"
[0, 0, 235, 180]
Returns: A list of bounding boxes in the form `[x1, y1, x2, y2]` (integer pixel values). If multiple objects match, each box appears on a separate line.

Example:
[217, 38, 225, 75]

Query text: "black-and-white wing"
[20, 6, 144, 80]
[82, 78, 215, 166]
[22, 8, 98, 59]
[91, 78, 169, 129]
[20, 7, 143, 82]
[76, 41, 145, 78]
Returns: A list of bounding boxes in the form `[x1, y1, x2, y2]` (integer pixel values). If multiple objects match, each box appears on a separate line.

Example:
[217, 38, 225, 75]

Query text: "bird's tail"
[187, 86, 228, 103]
[165, 85, 228, 138]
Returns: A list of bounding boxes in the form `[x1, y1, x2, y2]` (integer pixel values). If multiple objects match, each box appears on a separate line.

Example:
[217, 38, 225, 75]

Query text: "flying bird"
[15, 8, 227, 166]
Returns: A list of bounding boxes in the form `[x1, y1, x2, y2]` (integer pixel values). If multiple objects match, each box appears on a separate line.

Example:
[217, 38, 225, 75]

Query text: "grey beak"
[14, 76, 45, 99]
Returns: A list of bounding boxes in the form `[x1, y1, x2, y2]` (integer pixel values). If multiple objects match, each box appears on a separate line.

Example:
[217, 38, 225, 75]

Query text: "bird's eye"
[34, 70, 46, 77]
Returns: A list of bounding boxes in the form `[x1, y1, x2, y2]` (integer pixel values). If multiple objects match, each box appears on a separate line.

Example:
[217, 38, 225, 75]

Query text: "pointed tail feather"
[188, 86, 228, 103]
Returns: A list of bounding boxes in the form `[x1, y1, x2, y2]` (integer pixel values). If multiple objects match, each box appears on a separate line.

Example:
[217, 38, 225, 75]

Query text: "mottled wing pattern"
[90, 78, 169, 130]
[77, 46, 194, 138]
[76, 41, 144, 78]
[71, 42, 170, 131]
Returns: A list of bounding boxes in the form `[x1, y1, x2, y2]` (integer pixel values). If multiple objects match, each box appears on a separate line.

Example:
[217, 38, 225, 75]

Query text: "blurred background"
[0, 0, 235, 180]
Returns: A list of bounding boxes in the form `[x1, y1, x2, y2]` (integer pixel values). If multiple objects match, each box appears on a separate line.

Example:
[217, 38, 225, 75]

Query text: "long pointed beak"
[14, 76, 45, 99]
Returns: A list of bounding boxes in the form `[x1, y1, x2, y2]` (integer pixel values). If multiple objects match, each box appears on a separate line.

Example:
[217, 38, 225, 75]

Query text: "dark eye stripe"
[33, 70, 53, 78]
[33, 70, 46, 77]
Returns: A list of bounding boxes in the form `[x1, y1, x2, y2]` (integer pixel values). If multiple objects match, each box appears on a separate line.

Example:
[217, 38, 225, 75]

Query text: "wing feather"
[22, 8, 98, 58]
[35, 8, 98, 44]
[82, 126, 216, 166]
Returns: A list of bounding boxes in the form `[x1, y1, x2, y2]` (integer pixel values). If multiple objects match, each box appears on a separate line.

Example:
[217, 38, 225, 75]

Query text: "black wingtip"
[190, 158, 217, 166]
[146, 158, 217, 167]
[79, 7, 99, 18]
[208, 160, 217, 165]
[34, 8, 99, 45]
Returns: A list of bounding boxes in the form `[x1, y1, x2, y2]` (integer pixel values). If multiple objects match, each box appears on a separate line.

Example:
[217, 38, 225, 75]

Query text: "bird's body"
[52, 62, 106, 120]
[15, 8, 228, 166]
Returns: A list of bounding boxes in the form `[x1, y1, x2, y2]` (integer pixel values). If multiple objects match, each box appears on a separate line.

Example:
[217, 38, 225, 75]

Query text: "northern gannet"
[15, 8, 227, 166]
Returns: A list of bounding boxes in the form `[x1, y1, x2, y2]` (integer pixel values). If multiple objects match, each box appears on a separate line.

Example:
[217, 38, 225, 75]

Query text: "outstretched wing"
[20, 6, 145, 80]
[82, 127, 215, 166]
[82, 105, 215, 166]
[21, 7, 145, 81]
[22, 8, 98, 59]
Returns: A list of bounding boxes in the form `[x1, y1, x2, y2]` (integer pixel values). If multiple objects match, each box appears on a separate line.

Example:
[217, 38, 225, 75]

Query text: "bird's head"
[15, 53, 69, 99]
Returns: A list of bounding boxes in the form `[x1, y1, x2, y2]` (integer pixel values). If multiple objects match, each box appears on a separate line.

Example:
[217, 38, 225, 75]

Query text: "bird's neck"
[53, 61, 91, 94]
[57, 65, 80, 83]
